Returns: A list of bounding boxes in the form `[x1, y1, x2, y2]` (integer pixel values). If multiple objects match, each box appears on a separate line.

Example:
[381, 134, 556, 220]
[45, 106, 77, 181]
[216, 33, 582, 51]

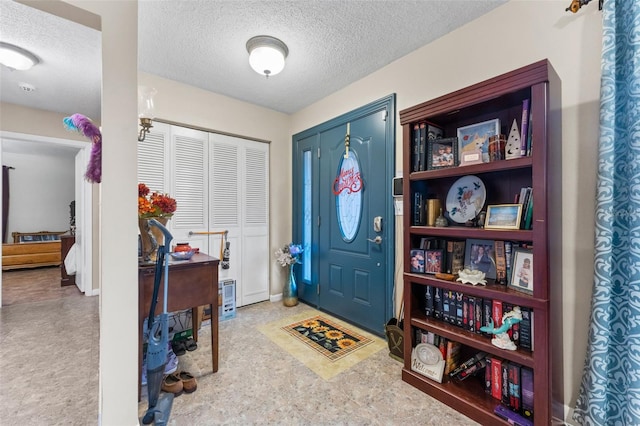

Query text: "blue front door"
[293, 95, 395, 335]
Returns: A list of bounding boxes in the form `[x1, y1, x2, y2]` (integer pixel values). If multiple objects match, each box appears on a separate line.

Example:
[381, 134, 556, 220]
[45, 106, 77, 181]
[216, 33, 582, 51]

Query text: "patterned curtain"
[573, 0, 640, 424]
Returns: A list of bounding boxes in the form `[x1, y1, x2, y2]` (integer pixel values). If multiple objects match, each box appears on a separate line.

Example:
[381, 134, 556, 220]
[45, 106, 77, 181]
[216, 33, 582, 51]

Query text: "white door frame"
[0, 130, 94, 305]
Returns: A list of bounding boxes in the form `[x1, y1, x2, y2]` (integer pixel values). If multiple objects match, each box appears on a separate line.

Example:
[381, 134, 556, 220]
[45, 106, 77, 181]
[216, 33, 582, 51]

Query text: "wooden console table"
[138, 253, 219, 399]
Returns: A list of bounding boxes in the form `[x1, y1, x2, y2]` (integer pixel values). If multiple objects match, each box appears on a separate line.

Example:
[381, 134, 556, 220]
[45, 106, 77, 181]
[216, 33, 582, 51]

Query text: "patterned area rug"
[257, 310, 386, 380]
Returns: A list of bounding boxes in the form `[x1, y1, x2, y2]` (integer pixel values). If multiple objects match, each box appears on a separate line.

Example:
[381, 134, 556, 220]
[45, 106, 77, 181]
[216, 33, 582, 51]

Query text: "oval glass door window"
[332, 151, 363, 242]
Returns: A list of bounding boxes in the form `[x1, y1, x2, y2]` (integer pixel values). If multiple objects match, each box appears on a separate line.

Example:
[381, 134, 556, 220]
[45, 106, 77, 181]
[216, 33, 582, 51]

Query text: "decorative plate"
[445, 175, 486, 223]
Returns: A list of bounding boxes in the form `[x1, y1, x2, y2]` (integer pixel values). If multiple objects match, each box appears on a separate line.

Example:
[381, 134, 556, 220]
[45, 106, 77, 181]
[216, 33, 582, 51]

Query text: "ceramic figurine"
[434, 208, 448, 227]
[456, 268, 487, 286]
[479, 306, 523, 351]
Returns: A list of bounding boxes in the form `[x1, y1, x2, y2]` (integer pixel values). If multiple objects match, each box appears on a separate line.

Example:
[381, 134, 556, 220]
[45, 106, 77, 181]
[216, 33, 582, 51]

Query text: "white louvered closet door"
[241, 143, 269, 305]
[210, 134, 269, 306]
[138, 122, 169, 195]
[170, 126, 209, 254]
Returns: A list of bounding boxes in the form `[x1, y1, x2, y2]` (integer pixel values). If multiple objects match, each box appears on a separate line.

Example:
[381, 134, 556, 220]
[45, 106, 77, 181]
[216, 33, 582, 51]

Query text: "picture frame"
[509, 247, 533, 295]
[427, 137, 459, 170]
[410, 249, 425, 273]
[463, 239, 496, 280]
[424, 249, 444, 274]
[484, 204, 523, 230]
[457, 118, 500, 164]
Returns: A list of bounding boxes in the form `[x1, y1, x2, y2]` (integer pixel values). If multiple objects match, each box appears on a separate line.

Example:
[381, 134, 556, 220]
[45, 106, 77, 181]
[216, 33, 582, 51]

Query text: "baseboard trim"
[85, 288, 100, 297]
[270, 293, 282, 302]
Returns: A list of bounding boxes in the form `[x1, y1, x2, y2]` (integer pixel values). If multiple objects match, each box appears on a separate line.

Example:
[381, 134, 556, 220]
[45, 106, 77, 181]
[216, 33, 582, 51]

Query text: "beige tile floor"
[0, 272, 478, 425]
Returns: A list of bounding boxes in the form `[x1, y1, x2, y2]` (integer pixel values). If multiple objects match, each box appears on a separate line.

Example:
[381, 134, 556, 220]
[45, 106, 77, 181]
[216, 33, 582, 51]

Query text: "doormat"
[257, 310, 386, 380]
[282, 315, 372, 361]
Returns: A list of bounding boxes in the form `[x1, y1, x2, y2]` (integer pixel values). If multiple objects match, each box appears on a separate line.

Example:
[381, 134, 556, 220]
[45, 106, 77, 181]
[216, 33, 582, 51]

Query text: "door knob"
[367, 236, 383, 244]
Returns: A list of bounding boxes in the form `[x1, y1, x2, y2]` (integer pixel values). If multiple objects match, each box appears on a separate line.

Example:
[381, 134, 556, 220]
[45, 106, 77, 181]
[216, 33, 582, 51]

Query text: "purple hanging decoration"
[63, 113, 102, 183]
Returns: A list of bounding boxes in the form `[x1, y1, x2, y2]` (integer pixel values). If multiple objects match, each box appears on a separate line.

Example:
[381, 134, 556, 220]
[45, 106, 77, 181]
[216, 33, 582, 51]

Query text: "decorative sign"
[333, 150, 363, 242]
[411, 343, 445, 383]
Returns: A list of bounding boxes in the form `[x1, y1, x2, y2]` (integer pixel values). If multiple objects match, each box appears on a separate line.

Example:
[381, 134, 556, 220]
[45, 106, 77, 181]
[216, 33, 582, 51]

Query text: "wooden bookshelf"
[400, 60, 560, 425]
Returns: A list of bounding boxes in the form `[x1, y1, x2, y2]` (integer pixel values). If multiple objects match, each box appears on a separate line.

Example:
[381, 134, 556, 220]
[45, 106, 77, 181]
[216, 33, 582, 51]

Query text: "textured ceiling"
[0, 0, 507, 122]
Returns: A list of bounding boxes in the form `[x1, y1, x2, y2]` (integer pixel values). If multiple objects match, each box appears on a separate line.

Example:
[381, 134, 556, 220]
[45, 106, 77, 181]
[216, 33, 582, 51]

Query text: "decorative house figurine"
[480, 306, 523, 350]
[505, 119, 522, 160]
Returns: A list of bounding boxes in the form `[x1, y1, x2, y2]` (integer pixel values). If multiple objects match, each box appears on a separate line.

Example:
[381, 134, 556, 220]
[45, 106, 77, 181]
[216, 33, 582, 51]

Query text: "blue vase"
[283, 264, 299, 307]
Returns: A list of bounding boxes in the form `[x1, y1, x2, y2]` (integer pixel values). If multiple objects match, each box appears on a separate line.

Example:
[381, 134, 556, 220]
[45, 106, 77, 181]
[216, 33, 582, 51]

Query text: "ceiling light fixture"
[246, 35, 289, 78]
[138, 86, 157, 142]
[0, 42, 39, 71]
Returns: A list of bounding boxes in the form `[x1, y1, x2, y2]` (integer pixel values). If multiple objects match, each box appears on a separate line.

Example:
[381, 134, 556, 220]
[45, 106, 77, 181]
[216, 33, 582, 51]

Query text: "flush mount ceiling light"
[246, 35, 289, 78]
[0, 42, 39, 71]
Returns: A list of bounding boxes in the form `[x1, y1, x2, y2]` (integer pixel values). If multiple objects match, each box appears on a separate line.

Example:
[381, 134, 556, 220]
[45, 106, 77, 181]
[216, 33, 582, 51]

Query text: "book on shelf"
[521, 366, 534, 419]
[451, 240, 465, 275]
[483, 298, 493, 337]
[412, 123, 420, 172]
[418, 122, 426, 171]
[492, 299, 504, 329]
[474, 297, 484, 334]
[503, 303, 520, 345]
[491, 357, 503, 400]
[425, 285, 434, 317]
[444, 340, 462, 375]
[494, 405, 533, 426]
[526, 108, 533, 156]
[501, 360, 510, 406]
[508, 362, 522, 413]
[464, 295, 473, 331]
[485, 357, 493, 394]
[519, 307, 534, 351]
[450, 351, 487, 378]
[413, 192, 424, 225]
[456, 357, 487, 382]
[495, 240, 507, 285]
[523, 196, 533, 230]
[520, 99, 530, 157]
[434, 287, 443, 320]
[438, 336, 447, 360]
[442, 290, 451, 323]
[455, 292, 464, 327]
[505, 241, 513, 285]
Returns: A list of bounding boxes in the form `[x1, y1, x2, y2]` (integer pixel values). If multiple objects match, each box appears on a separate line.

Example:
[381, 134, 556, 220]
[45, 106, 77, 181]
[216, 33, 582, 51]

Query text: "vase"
[138, 216, 170, 264]
[283, 264, 299, 307]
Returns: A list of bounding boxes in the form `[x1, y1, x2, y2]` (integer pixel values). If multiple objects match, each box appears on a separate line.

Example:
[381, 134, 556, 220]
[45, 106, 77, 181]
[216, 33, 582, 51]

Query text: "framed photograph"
[509, 248, 533, 294]
[464, 239, 496, 280]
[424, 249, 444, 274]
[484, 204, 523, 230]
[427, 137, 459, 170]
[410, 249, 425, 273]
[457, 119, 500, 164]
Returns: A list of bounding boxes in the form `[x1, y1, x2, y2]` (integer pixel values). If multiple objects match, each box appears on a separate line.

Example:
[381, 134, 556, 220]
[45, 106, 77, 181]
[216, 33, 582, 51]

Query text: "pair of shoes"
[161, 373, 183, 397]
[185, 338, 197, 352]
[177, 371, 197, 393]
[171, 341, 186, 356]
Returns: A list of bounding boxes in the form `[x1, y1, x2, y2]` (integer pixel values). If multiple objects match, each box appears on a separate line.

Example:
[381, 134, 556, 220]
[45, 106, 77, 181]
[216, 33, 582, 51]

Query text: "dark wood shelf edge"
[410, 156, 532, 180]
[410, 314, 535, 368]
[404, 272, 548, 309]
[409, 226, 534, 241]
[402, 368, 509, 425]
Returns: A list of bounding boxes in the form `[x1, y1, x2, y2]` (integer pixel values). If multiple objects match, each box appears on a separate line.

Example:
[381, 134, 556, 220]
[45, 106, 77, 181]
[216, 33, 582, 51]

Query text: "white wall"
[291, 1, 601, 422]
[3, 150, 74, 239]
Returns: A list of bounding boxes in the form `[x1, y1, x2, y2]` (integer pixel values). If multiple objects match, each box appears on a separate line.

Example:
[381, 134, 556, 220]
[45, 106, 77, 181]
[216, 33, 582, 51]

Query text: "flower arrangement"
[275, 243, 304, 267]
[138, 183, 177, 218]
